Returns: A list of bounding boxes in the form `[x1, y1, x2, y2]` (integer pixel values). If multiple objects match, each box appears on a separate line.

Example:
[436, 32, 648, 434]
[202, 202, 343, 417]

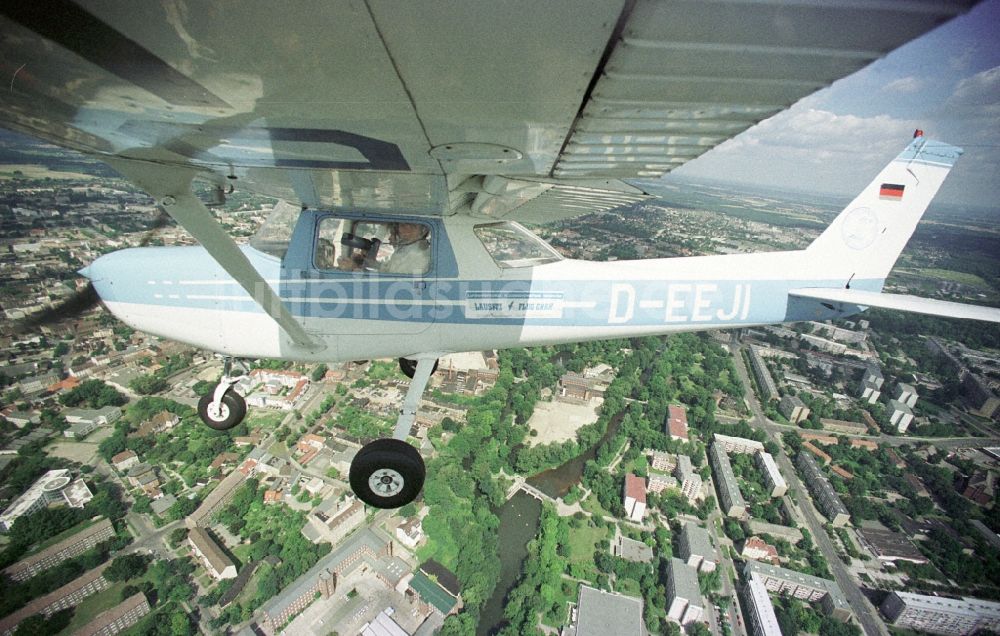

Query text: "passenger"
[382, 223, 430, 274]
[316, 238, 337, 269]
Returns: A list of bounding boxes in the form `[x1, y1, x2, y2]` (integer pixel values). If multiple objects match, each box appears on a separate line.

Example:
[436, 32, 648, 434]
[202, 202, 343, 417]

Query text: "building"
[859, 378, 881, 404]
[558, 372, 606, 401]
[744, 560, 851, 622]
[64, 406, 122, 427]
[3, 518, 115, 582]
[647, 450, 676, 473]
[742, 574, 782, 636]
[971, 520, 1000, 552]
[647, 472, 677, 494]
[576, 584, 643, 636]
[0, 561, 111, 636]
[748, 520, 803, 544]
[186, 469, 246, 528]
[863, 363, 885, 389]
[62, 478, 94, 508]
[111, 450, 139, 472]
[896, 383, 919, 408]
[709, 444, 746, 518]
[713, 433, 764, 454]
[881, 591, 1000, 635]
[856, 527, 927, 565]
[75, 593, 151, 636]
[779, 394, 810, 425]
[613, 535, 654, 563]
[188, 527, 237, 580]
[796, 451, 850, 527]
[821, 418, 868, 436]
[396, 516, 424, 549]
[303, 497, 365, 545]
[0, 469, 74, 532]
[673, 454, 702, 503]
[961, 470, 995, 506]
[889, 399, 914, 433]
[741, 536, 780, 564]
[667, 405, 689, 441]
[623, 474, 646, 523]
[963, 373, 1000, 420]
[755, 451, 787, 498]
[666, 558, 704, 624]
[678, 522, 716, 572]
[748, 346, 779, 402]
[260, 528, 402, 631]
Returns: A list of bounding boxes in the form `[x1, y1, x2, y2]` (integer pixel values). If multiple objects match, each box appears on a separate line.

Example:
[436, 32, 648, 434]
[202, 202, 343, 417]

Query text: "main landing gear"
[197, 358, 248, 431]
[349, 356, 437, 509]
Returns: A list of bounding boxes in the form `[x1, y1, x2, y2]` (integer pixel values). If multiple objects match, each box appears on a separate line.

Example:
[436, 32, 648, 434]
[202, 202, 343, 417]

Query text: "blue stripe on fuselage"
[89, 246, 882, 328]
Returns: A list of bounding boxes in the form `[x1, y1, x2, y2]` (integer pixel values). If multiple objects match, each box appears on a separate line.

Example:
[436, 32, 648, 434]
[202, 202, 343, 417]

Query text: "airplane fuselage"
[84, 212, 872, 362]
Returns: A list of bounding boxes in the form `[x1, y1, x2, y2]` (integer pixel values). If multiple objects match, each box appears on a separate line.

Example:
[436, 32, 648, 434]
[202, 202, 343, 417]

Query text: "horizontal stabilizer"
[789, 288, 1000, 324]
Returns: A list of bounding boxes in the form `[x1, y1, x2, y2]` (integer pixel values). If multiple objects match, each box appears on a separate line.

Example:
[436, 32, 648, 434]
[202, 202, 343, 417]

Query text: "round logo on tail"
[840, 207, 879, 250]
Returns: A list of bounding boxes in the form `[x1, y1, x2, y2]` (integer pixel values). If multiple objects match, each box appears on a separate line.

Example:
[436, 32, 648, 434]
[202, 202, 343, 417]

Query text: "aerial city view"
[2, 2, 1000, 636]
[1, 120, 999, 636]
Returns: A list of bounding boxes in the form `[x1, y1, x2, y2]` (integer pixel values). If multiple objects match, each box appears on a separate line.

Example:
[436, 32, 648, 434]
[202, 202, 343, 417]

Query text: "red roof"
[625, 474, 646, 503]
[667, 405, 688, 439]
[111, 450, 137, 464]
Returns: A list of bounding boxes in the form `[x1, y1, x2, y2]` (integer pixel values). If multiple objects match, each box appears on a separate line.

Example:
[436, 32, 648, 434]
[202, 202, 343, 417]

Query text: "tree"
[105, 554, 150, 582]
[129, 374, 168, 395]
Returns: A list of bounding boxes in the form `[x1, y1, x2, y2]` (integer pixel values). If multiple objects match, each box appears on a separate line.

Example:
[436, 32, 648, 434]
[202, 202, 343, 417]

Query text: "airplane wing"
[789, 288, 1000, 324]
[0, 1, 978, 220]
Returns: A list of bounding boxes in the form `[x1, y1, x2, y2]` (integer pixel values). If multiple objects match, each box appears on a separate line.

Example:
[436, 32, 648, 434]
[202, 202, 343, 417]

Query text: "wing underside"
[0, 0, 977, 219]
[790, 288, 1000, 324]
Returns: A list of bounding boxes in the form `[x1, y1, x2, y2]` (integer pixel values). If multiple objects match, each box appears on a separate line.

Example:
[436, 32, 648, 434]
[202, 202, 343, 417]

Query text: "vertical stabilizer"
[806, 135, 962, 287]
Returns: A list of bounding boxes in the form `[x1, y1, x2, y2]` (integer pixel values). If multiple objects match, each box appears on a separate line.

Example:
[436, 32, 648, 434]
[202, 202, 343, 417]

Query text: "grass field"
[0, 164, 96, 180]
[917, 268, 992, 288]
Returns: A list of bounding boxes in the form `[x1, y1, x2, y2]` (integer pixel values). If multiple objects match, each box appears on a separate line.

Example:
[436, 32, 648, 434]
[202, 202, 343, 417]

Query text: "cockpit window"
[315, 217, 432, 275]
[250, 201, 300, 258]
[474, 221, 562, 268]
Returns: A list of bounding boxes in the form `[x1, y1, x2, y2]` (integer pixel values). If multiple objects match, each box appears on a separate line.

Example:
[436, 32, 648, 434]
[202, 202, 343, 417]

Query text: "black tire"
[349, 439, 425, 509]
[398, 357, 438, 379]
[197, 390, 247, 431]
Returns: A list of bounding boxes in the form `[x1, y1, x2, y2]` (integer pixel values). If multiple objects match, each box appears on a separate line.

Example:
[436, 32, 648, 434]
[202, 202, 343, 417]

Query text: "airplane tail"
[791, 134, 1000, 323]
[805, 133, 963, 287]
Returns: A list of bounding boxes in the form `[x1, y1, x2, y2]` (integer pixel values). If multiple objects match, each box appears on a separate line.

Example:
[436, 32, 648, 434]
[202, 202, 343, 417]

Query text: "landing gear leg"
[197, 357, 248, 431]
[349, 357, 436, 509]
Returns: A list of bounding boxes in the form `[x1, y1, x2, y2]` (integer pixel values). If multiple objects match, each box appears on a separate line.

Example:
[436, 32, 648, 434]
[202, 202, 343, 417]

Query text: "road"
[705, 508, 747, 636]
[729, 342, 889, 636]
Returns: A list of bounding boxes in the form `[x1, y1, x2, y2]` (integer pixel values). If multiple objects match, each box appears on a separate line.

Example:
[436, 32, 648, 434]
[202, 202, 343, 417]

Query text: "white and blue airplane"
[2, 1, 995, 507]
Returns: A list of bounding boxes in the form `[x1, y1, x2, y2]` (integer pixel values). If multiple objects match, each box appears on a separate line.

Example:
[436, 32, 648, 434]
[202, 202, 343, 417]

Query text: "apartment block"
[709, 443, 745, 518]
[755, 451, 787, 498]
[3, 517, 115, 582]
[796, 451, 850, 527]
[881, 591, 1000, 635]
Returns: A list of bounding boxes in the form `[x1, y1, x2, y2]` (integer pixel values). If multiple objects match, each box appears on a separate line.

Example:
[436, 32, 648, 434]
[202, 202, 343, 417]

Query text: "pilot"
[382, 223, 430, 274]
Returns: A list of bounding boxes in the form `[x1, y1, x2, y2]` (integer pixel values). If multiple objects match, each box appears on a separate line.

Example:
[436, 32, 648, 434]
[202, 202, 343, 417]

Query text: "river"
[476, 491, 542, 636]
[525, 409, 626, 498]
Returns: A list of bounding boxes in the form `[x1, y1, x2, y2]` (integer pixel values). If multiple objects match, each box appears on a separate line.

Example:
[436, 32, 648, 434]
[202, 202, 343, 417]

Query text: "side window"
[314, 217, 432, 275]
[474, 221, 562, 268]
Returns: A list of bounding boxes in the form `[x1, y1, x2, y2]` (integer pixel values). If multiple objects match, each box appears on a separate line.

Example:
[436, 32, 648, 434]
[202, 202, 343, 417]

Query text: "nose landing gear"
[349, 356, 437, 509]
[197, 358, 249, 431]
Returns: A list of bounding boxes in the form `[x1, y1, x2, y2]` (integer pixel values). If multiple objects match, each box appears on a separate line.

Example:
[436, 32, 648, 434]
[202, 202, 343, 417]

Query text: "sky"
[672, 0, 1000, 209]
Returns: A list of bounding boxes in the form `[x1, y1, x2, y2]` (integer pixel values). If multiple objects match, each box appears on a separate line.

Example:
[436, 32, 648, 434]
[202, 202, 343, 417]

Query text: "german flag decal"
[880, 183, 905, 200]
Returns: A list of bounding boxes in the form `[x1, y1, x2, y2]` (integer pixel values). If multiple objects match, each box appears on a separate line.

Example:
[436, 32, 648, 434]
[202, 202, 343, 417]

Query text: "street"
[729, 342, 889, 636]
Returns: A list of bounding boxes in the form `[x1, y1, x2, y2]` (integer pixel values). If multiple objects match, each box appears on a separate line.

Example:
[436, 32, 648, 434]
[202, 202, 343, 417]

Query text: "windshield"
[474, 221, 562, 268]
[249, 201, 301, 258]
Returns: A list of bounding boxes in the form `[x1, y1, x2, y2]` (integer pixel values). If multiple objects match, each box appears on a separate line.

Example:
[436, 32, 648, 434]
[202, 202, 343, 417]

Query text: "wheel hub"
[208, 402, 230, 421]
[368, 468, 404, 497]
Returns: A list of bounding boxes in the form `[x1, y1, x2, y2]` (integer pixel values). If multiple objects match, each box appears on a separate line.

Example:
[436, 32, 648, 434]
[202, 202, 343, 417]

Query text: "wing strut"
[106, 157, 323, 352]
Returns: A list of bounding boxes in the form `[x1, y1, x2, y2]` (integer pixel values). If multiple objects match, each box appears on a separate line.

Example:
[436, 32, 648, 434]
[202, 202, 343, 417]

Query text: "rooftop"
[576, 584, 643, 636]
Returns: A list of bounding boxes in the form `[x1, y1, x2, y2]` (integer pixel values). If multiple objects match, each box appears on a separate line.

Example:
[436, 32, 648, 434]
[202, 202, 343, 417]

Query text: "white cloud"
[944, 65, 1000, 118]
[882, 76, 925, 94]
